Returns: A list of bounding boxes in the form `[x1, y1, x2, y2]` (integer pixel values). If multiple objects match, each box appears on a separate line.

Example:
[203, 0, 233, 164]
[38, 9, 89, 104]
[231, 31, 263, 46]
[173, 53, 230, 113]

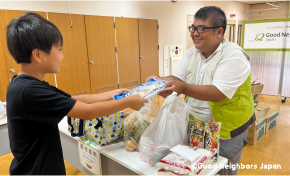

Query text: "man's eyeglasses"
[188, 25, 221, 34]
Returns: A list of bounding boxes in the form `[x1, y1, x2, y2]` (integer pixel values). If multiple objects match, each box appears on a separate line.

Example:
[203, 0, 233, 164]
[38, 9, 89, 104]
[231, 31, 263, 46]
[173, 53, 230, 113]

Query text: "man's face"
[190, 18, 218, 52]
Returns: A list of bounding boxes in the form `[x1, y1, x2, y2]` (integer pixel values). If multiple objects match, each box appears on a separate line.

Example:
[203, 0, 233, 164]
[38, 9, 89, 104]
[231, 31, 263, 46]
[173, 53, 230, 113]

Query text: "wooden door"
[116, 17, 140, 89]
[47, 13, 91, 95]
[85, 15, 118, 94]
[0, 25, 9, 102]
[139, 19, 159, 83]
[0, 10, 56, 86]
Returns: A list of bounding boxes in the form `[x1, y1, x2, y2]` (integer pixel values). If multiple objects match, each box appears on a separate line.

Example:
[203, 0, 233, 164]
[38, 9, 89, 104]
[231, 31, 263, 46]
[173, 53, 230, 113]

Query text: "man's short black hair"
[6, 12, 63, 63]
[194, 6, 227, 36]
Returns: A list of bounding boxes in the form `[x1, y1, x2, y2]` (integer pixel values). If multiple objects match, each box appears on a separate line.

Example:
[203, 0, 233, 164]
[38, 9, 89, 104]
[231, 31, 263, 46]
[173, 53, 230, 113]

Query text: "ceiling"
[236, 1, 269, 4]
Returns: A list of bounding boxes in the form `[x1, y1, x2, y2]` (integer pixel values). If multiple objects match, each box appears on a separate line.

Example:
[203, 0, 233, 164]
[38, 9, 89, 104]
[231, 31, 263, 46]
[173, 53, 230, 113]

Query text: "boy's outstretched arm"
[67, 95, 147, 120]
[72, 89, 129, 104]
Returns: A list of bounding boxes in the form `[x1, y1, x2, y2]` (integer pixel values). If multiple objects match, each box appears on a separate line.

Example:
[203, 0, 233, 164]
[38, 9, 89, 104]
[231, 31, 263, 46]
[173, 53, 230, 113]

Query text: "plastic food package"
[188, 115, 205, 148]
[139, 92, 189, 166]
[124, 96, 160, 152]
[204, 122, 221, 161]
[114, 78, 166, 100]
[157, 157, 214, 176]
[156, 146, 216, 175]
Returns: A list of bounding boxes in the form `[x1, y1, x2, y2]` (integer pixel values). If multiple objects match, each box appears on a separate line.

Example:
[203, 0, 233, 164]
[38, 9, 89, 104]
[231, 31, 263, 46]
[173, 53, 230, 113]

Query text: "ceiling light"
[266, 2, 280, 8]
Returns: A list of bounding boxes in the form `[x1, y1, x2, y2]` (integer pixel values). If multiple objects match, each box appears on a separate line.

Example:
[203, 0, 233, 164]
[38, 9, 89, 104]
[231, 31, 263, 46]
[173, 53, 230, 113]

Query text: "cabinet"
[0, 30, 8, 102]
[85, 15, 118, 94]
[47, 13, 91, 95]
[115, 17, 140, 89]
[139, 19, 159, 83]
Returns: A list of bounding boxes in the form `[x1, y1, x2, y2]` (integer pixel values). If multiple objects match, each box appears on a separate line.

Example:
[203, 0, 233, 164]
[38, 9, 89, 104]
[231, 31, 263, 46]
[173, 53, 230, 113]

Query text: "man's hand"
[158, 80, 187, 98]
[145, 76, 160, 82]
[126, 95, 148, 111]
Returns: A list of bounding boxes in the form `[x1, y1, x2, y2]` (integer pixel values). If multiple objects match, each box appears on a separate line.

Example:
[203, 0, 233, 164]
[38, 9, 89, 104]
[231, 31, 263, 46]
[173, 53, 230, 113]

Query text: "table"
[58, 117, 228, 175]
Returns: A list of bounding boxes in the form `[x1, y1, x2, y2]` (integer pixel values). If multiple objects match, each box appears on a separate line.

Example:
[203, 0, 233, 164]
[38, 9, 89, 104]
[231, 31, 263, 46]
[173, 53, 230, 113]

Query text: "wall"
[249, 1, 289, 20]
[0, 1, 250, 77]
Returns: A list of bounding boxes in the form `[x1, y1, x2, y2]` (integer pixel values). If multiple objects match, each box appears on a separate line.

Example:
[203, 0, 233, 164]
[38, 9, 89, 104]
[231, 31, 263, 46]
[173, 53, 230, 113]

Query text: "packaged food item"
[124, 139, 138, 151]
[122, 108, 135, 118]
[157, 157, 214, 176]
[188, 114, 205, 148]
[124, 96, 159, 152]
[156, 146, 216, 175]
[204, 122, 221, 161]
[114, 78, 167, 100]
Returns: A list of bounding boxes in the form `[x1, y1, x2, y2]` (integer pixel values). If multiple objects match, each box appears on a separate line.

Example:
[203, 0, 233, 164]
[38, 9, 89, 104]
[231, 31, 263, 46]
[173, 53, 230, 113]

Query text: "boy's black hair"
[6, 12, 63, 63]
[194, 6, 227, 36]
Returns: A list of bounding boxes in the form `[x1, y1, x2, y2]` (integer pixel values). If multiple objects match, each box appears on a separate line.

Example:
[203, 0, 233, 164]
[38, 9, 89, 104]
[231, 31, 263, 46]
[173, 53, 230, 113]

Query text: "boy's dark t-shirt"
[6, 74, 77, 175]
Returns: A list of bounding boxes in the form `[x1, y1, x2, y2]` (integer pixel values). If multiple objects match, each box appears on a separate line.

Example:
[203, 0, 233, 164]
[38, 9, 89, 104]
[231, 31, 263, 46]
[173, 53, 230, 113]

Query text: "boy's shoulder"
[7, 74, 49, 95]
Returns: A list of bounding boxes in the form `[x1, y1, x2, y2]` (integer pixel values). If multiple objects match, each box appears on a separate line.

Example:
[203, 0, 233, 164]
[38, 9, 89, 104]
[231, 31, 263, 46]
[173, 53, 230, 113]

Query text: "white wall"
[249, 1, 289, 20]
[0, 1, 250, 77]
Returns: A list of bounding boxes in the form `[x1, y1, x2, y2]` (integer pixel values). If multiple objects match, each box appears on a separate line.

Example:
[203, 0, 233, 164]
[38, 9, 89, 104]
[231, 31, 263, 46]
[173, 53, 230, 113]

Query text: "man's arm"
[158, 80, 226, 102]
[145, 75, 181, 82]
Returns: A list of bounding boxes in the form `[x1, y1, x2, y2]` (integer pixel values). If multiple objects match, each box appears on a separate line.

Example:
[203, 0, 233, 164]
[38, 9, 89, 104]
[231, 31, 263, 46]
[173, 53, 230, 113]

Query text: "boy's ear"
[31, 49, 42, 63]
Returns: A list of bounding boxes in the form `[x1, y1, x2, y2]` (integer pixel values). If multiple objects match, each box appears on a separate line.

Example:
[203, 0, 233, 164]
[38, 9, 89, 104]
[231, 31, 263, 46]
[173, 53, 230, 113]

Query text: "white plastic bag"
[139, 92, 189, 166]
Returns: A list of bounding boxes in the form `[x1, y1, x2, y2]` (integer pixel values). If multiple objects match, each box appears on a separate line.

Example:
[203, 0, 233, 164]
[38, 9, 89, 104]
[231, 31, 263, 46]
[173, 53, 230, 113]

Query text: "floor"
[0, 94, 289, 175]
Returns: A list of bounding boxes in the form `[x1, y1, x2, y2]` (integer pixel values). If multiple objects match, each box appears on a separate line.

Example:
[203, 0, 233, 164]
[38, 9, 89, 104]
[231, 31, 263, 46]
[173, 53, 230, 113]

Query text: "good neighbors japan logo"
[255, 32, 289, 42]
[243, 21, 290, 49]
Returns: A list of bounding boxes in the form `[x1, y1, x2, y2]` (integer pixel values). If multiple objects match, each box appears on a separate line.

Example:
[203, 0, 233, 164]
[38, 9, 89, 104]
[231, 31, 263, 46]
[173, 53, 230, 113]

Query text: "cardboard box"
[251, 84, 264, 104]
[246, 106, 270, 145]
[265, 109, 279, 134]
[255, 106, 270, 123]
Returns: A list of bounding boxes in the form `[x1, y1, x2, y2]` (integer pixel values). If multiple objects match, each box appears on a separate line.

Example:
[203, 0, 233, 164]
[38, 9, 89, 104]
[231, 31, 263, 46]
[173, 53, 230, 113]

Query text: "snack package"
[124, 96, 159, 152]
[156, 146, 216, 175]
[204, 122, 221, 162]
[114, 78, 166, 100]
[188, 114, 205, 148]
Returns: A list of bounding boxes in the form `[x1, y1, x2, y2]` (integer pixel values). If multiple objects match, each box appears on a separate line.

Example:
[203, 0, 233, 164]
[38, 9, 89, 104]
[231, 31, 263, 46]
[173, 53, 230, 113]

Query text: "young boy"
[6, 12, 148, 175]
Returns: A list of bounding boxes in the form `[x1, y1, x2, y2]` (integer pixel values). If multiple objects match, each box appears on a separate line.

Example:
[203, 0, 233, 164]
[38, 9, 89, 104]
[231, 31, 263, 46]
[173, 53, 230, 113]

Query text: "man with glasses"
[146, 6, 255, 175]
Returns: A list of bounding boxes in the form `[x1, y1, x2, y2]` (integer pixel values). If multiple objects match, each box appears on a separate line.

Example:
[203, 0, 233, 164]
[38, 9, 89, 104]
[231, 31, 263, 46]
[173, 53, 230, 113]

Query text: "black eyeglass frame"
[188, 25, 222, 34]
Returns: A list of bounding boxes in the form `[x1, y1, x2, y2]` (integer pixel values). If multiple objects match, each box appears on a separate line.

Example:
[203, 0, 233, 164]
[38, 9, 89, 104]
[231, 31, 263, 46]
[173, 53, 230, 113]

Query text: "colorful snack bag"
[188, 114, 205, 148]
[204, 122, 221, 161]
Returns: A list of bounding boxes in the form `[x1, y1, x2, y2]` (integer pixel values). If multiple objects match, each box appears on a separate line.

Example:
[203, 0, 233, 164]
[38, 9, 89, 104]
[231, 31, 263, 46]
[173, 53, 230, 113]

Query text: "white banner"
[243, 20, 290, 50]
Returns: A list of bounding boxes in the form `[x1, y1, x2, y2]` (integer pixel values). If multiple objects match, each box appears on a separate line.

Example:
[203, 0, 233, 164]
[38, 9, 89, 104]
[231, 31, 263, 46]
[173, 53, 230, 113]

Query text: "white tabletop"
[58, 117, 228, 175]
[100, 143, 228, 176]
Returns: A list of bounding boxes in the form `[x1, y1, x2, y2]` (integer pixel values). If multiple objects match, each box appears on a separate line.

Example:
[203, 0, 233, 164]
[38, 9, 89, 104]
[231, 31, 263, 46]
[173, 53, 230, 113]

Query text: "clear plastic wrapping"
[124, 96, 159, 152]
[156, 146, 216, 175]
[114, 78, 166, 100]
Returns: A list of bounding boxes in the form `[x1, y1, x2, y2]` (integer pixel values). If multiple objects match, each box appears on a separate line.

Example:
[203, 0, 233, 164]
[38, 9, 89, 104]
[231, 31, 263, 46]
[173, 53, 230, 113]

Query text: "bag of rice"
[156, 146, 216, 175]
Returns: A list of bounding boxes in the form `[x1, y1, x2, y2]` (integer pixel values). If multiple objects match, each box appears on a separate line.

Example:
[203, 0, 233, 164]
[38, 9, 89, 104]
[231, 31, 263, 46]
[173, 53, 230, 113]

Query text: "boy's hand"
[109, 89, 129, 99]
[111, 89, 129, 95]
[145, 76, 160, 83]
[127, 95, 148, 111]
